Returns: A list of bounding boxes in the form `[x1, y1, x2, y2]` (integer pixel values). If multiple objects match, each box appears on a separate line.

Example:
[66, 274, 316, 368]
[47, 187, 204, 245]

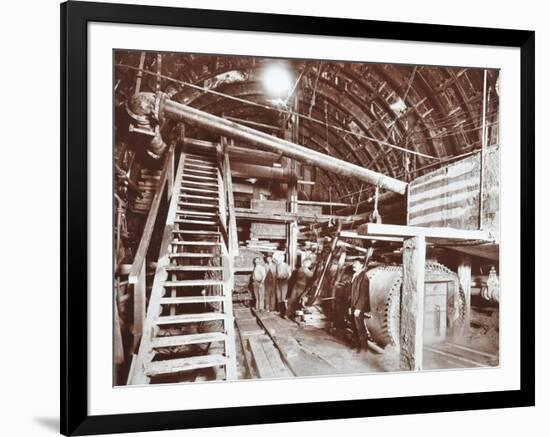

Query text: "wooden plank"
[222, 145, 239, 257]
[457, 257, 472, 335]
[163, 279, 223, 287]
[151, 332, 226, 348]
[179, 187, 219, 194]
[287, 159, 298, 270]
[159, 295, 224, 304]
[146, 354, 227, 376]
[184, 162, 217, 170]
[400, 235, 426, 371]
[235, 318, 265, 337]
[251, 309, 334, 377]
[177, 210, 217, 217]
[171, 240, 220, 246]
[132, 263, 146, 350]
[178, 193, 219, 201]
[185, 158, 216, 165]
[363, 223, 492, 241]
[173, 229, 220, 235]
[181, 180, 219, 188]
[424, 345, 486, 367]
[174, 219, 218, 226]
[182, 167, 217, 176]
[177, 202, 218, 209]
[297, 200, 350, 207]
[235, 208, 348, 224]
[128, 144, 175, 283]
[248, 336, 277, 378]
[258, 336, 293, 377]
[156, 312, 226, 324]
[165, 265, 222, 272]
[168, 252, 220, 258]
[182, 173, 218, 181]
[339, 231, 403, 242]
[220, 251, 238, 380]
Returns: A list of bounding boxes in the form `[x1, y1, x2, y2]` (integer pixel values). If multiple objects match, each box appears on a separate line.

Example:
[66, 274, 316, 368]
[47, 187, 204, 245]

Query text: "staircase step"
[159, 295, 224, 304]
[156, 312, 226, 324]
[185, 159, 216, 167]
[151, 332, 226, 348]
[146, 354, 227, 376]
[179, 186, 219, 194]
[182, 167, 217, 176]
[169, 252, 220, 258]
[181, 171, 218, 181]
[178, 202, 217, 209]
[174, 218, 218, 226]
[171, 241, 220, 246]
[177, 210, 217, 217]
[184, 162, 217, 170]
[165, 265, 222, 272]
[181, 180, 218, 188]
[179, 193, 219, 201]
[163, 279, 223, 287]
[186, 154, 215, 161]
[173, 229, 220, 235]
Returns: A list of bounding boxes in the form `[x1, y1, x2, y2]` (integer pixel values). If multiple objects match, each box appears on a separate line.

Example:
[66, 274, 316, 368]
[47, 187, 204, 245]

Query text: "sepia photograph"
[113, 50, 500, 387]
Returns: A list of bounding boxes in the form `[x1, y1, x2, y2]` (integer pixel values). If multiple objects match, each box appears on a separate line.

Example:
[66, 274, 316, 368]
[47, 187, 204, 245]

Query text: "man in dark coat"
[264, 256, 277, 311]
[287, 258, 314, 318]
[349, 259, 372, 353]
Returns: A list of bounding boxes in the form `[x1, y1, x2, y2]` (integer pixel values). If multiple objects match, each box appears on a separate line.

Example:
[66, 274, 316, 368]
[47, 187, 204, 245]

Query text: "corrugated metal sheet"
[408, 153, 482, 229]
[407, 145, 499, 244]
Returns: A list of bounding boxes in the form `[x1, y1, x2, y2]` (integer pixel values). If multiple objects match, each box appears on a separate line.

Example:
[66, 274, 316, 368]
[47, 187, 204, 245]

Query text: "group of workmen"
[250, 253, 373, 354]
[250, 252, 314, 319]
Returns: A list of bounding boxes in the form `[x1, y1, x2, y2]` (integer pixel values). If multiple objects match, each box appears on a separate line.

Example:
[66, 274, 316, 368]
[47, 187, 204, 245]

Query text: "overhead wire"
[115, 63, 441, 160]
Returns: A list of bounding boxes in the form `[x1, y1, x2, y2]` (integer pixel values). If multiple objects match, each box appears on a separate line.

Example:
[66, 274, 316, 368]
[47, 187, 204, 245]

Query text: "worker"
[287, 258, 314, 318]
[264, 256, 277, 312]
[349, 259, 372, 353]
[274, 253, 292, 318]
[251, 257, 267, 311]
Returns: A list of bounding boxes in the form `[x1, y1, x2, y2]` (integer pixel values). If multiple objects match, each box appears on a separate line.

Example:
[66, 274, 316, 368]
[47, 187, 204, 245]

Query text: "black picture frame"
[61, 1, 535, 435]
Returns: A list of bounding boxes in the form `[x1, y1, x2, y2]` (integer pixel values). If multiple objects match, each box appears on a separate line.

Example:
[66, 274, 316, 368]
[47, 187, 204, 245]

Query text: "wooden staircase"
[128, 151, 238, 384]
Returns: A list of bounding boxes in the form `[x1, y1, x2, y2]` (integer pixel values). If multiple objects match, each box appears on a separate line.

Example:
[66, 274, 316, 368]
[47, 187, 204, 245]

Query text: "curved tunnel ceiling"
[115, 51, 500, 199]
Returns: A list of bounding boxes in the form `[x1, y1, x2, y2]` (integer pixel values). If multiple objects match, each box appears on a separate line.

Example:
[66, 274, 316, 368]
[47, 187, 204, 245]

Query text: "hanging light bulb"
[261, 63, 293, 98]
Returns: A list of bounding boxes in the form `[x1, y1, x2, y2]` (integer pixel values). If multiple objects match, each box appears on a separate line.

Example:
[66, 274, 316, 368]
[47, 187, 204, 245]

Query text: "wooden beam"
[457, 257, 472, 336]
[339, 231, 403, 242]
[400, 235, 426, 371]
[362, 223, 492, 241]
[297, 200, 351, 207]
[234, 208, 353, 224]
[129, 143, 176, 283]
[222, 138, 239, 257]
[287, 155, 299, 270]
[132, 263, 146, 350]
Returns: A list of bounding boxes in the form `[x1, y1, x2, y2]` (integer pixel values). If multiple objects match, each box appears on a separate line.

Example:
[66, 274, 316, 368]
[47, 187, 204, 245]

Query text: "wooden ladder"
[128, 151, 238, 384]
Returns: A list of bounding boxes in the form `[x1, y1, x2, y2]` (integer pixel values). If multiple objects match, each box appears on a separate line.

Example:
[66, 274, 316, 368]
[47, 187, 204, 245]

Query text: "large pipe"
[183, 137, 282, 166]
[142, 93, 407, 195]
[231, 162, 288, 181]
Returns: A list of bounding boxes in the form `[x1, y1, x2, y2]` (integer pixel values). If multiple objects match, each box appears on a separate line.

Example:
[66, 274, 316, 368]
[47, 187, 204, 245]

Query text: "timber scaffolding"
[122, 93, 495, 377]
